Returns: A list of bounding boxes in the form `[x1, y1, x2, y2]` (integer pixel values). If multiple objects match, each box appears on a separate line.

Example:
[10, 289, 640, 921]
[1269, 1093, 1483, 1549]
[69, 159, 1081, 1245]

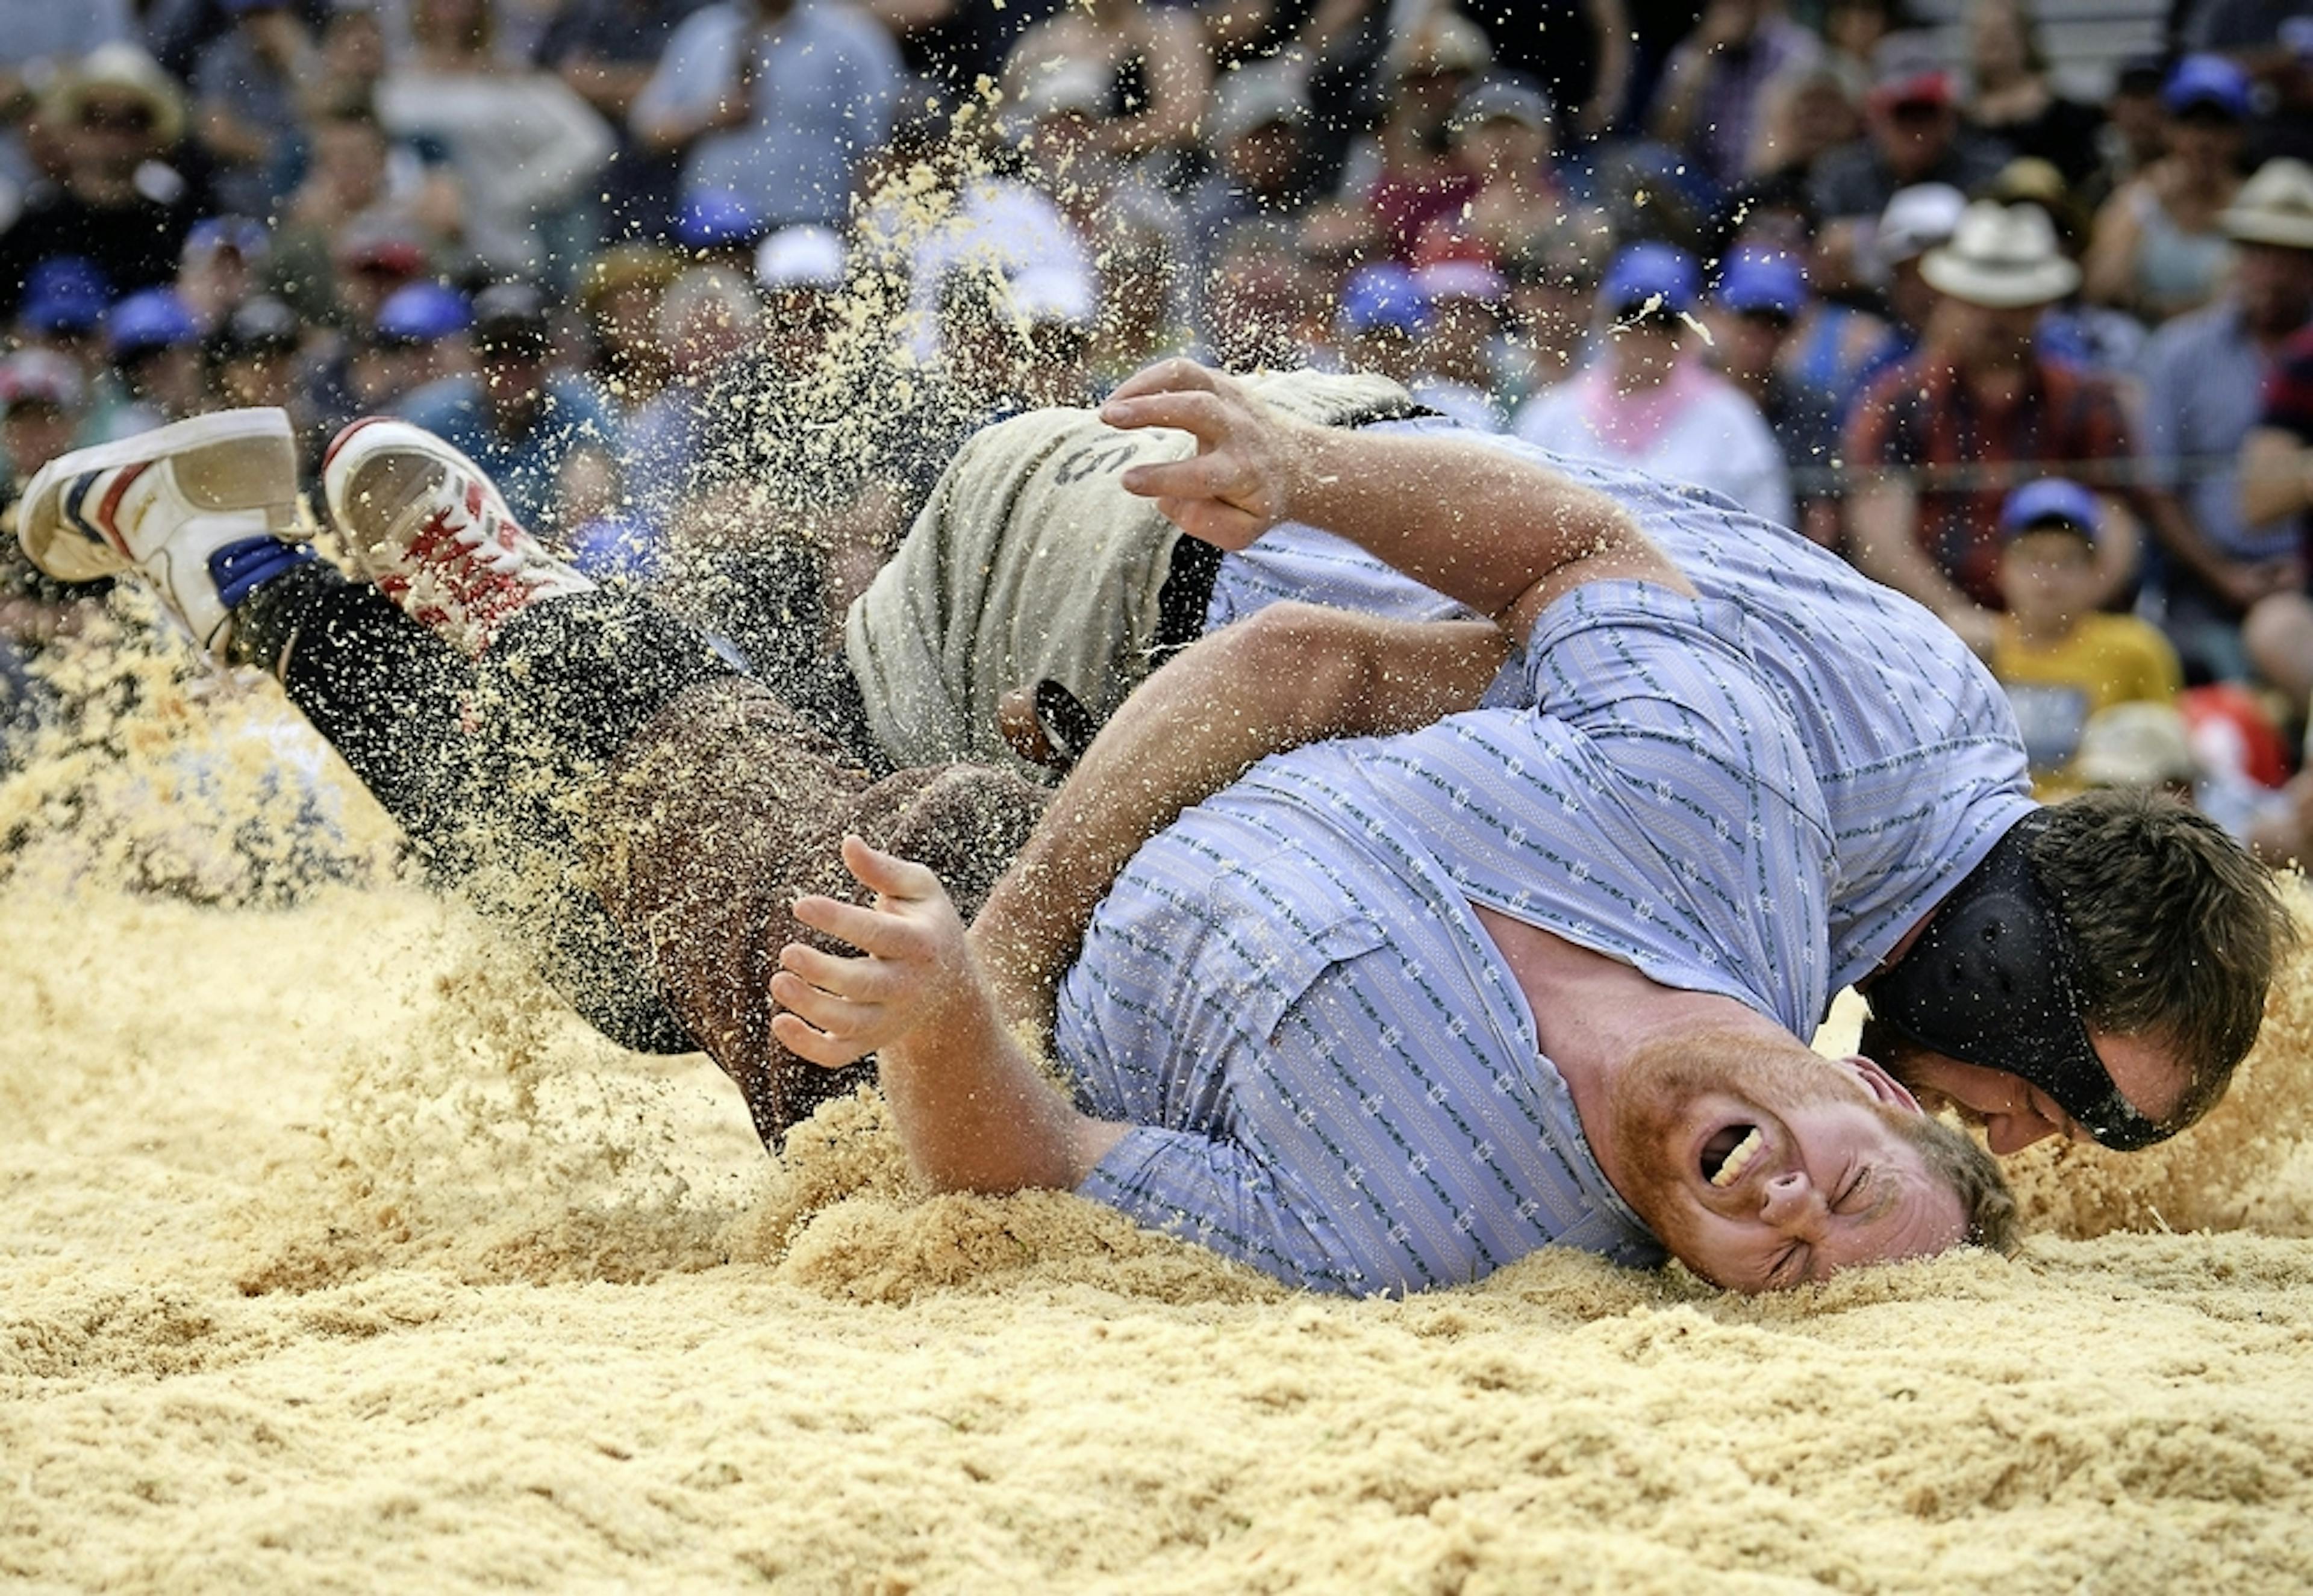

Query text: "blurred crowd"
[8, 0, 2313, 867]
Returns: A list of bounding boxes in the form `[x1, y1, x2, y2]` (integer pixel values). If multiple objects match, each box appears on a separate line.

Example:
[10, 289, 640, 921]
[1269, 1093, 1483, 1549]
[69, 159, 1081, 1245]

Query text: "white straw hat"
[2221, 158, 2313, 251]
[1919, 201, 2080, 308]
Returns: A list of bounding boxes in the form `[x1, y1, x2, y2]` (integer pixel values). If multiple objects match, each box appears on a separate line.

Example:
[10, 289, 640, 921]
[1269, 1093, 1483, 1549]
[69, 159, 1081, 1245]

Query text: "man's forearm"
[878, 981, 1128, 1194]
[970, 605, 1510, 1034]
[1274, 425, 1681, 635]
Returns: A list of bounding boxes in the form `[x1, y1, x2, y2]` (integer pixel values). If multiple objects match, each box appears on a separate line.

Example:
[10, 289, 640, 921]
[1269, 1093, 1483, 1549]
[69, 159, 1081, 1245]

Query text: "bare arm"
[2081, 185, 2146, 311]
[2242, 426, 2313, 528]
[971, 603, 1511, 1038]
[773, 838, 1129, 1193]
[1845, 476, 1996, 653]
[1099, 361, 1693, 643]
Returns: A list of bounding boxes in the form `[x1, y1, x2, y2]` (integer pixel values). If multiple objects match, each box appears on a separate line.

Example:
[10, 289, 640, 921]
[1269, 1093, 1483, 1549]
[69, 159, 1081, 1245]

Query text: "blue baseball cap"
[1602, 242, 1700, 318]
[106, 288, 199, 357]
[1714, 248, 1808, 318]
[2000, 478, 2100, 540]
[1337, 262, 1430, 334]
[374, 281, 473, 345]
[185, 215, 270, 263]
[19, 256, 113, 334]
[677, 189, 761, 251]
[2163, 54, 2252, 120]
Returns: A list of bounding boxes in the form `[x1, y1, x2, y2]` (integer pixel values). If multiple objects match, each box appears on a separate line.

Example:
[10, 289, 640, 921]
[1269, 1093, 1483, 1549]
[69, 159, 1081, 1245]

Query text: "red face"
[1605, 1032, 1971, 1291]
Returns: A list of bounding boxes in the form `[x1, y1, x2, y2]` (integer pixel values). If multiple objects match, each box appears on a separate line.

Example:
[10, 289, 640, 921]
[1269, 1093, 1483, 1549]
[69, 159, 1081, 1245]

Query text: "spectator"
[0, 46, 198, 322]
[1647, 0, 1821, 192]
[1844, 201, 2190, 650]
[376, 0, 614, 276]
[1706, 248, 1841, 546]
[1960, 0, 2103, 189]
[532, 0, 709, 242]
[1809, 45, 2009, 293]
[399, 279, 618, 534]
[1776, 181, 1954, 413]
[1818, 0, 1923, 98]
[176, 217, 269, 338]
[1334, 261, 1428, 393]
[1355, 13, 1490, 261]
[1185, 62, 1314, 250]
[1497, 237, 1602, 410]
[190, 0, 314, 222]
[322, 219, 435, 334]
[273, 98, 461, 318]
[2089, 56, 2171, 208]
[1202, 218, 1331, 371]
[632, 0, 904, 234]
[14, 256, 114, 380]
[2084, 55, 2251, 325]
[2074, 700, 2203, 805]
[1988, 478, 2183, 796]
[1464, 0, 1631, 141]
[578, 243, 681, 420]
[622, 261, 763, 546]
[1513, 242, 1791, 526]
[1085, 200, 1200, 391]
[1437, 75, 1590, 266]
[1747, 63, 1861, 183]
[2140, 158, 2313, 683]
[1408, 260, 1508, 432]
[1977, 157, 2144, 376]
[0, 348, 101, 657]
[98, 288, 205, 440]
[999, 0, 1212, 179]
[2234, 223, 2313, 719]
[351, 279, 472, 414]
[205, 295, 318, 452]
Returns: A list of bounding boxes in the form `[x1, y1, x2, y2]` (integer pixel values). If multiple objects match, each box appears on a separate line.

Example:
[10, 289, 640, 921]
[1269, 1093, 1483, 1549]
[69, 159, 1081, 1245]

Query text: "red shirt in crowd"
[1844, 355, 2138, 609]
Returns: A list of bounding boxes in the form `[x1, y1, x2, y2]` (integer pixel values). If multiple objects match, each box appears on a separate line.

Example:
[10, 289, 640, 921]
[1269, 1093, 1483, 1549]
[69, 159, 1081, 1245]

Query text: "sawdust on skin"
[7, 709, 2313, 1593]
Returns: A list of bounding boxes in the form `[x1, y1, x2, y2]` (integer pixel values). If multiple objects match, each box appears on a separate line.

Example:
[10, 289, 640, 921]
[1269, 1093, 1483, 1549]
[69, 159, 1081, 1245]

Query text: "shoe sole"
[19, 409, 296, 584]
[322, 417, 503, 571]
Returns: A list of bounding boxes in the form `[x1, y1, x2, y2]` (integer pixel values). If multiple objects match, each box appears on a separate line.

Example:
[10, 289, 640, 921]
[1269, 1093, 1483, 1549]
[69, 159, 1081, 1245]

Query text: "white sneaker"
[16, 410, 305, 650]
[322, 417, 593, 656]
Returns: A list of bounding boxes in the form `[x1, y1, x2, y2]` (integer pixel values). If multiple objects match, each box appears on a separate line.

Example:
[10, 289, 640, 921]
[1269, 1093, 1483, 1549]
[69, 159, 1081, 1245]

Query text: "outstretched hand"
[770, 836, 984, 1070]
[1099, 359, 1306, 550]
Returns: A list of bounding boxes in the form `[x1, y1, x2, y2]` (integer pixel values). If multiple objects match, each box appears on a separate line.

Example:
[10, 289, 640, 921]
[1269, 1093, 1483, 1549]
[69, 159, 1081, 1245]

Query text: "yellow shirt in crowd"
[1992, 614, 2183, 797]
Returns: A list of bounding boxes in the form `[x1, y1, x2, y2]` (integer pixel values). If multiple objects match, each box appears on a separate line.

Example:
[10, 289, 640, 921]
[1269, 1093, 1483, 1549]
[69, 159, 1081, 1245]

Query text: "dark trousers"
[252, 569, 1047, 1148]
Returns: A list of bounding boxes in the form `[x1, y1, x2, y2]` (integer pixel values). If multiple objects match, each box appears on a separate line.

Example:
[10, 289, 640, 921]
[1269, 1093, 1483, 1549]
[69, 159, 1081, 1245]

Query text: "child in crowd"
[1991, 478, 2181, 796]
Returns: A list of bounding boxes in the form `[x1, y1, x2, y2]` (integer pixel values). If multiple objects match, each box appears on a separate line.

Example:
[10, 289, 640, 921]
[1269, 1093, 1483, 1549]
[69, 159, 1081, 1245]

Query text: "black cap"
[472, 281, 549, 358]
[210, 295, 302, 362]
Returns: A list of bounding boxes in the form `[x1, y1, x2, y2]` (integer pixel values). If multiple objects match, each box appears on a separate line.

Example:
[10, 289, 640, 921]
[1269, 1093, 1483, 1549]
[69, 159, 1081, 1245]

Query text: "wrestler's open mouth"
[1702, 1124, 1764, 1187]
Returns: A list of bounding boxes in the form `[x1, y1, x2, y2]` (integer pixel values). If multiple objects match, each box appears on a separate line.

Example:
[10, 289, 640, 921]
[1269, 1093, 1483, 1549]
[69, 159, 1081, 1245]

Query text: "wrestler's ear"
[1828, 1053, 1926, 1114]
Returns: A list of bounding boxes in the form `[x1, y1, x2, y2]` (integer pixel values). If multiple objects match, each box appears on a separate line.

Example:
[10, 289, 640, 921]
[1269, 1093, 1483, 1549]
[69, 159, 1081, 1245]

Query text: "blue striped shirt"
[1060, 581, 1835, 1295]
[1208, 420, 2036, 994]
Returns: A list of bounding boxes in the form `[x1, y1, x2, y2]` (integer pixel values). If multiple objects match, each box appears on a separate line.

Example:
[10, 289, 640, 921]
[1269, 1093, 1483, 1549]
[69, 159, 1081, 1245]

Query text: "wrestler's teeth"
[1709, 1127, 1764, 1188]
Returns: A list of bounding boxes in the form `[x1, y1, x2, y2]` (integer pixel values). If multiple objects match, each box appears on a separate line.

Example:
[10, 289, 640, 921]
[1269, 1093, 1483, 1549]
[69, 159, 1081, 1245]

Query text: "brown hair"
[1887, 1110, 2018, 1253]
[2031, 788, 2297, 1127]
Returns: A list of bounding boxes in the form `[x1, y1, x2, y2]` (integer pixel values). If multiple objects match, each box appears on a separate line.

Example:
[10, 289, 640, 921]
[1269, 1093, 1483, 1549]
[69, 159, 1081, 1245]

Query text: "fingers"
[1102, 386, 1233, 444]
[791, 893, 914, 958]
[1156, 497, 1268, 549]
[1102, 357, 1222, 407]
[770, 1007, 875, 1070]
[838, 834, 943, 903]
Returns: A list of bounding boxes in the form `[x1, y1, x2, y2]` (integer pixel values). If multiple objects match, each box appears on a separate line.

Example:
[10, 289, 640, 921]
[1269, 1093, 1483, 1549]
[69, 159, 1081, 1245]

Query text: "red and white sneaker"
[321, 417, 593, 657]
[16, 409, 307, 652]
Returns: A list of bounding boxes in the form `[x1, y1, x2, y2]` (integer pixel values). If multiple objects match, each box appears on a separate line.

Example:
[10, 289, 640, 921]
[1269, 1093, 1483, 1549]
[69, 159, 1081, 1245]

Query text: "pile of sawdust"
[6, 699, 2313, 1592]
